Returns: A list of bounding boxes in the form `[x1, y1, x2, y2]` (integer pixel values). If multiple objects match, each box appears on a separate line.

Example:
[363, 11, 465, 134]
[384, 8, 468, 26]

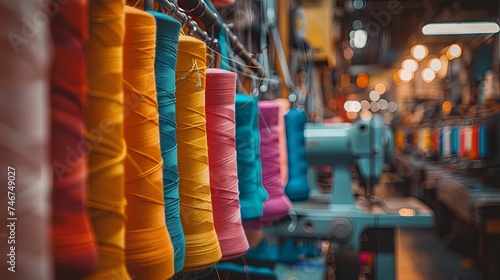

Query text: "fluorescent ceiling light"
[422, 22, 500, 35]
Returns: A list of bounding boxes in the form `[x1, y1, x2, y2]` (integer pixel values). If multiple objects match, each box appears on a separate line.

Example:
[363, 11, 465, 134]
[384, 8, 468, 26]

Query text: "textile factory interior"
[1, 0, 499, 279]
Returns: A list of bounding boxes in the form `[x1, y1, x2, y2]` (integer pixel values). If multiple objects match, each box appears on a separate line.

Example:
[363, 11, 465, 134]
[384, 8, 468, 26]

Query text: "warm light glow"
[447, 44, 462, 59]
[399, 208, 416, 217]
[344, 101, 352, 112]
[411, 44, 428, 61]
[437, 55, 449, 79]
[369, 90, 380, 101]
[442, 101, 452, 112]
[378, 99, 388, 110]
[356, 73, 369, 88]
[353, 30, 368, 49]
[388, 101, 398, 112]
[370, 101, 380, 112]
[360, 111, 373, 121]
[429, 58, 442, 72]
[402, 59, 418, 72]
[351, 101, 362, 112]
[344, 100, 362, 112]
[343, 48, 354, 60]
[340, 73, 351, 88]
[422, 22, 500, 35]
[392, 71, 402, 84]
[421, 68, 436, 83]
[361, 100, 370, 111]
[399, 69, 414, 82]
[347, 111, 358, 120]
[374, 83, 386, 94]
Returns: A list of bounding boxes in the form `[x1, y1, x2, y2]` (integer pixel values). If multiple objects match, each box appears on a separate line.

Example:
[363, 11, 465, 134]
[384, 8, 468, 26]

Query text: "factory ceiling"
[337, 0, 499, 67]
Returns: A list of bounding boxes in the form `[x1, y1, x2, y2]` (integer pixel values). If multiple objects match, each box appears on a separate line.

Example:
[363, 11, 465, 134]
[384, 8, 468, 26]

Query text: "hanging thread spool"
[235, 94, 265, 221]
[464, 125, 472, 159]
[395, 129, 405, 152]
[442, 126, 451, 157]
[432, 128, 439, 155]
[205, 68, 249, 260]
[470, 124, 479, 160]
[0, 2, 53, 279]
[479, 123, 490, 159]
[459, 125, 467, 159]
[273, 99, 290, 186]
[49, 0, 97, 278]
[175, 36, 221, 271]
[85, 0, 130, 279]
[419, 127, 432, 154]
[123, 7, 174, 279]
[284, 108, 310, 201]
[251, 101, 292, 227]
[451, 126, 459, 155]
[252, 97, 269, 204]
[148, 11, 185, 273]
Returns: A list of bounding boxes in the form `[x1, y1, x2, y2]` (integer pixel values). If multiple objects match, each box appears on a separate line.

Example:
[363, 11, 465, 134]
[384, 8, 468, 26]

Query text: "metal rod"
[155, 0, 215, 49]
[179, 0, 264, 77]
[144, 0, 154, 10]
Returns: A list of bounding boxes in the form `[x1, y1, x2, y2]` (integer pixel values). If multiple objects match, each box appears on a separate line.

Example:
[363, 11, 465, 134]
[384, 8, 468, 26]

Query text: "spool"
[463, 125, 473, 159]
[235, 94, 265, 220]
[479, 124, 490, 158]
[459, 125, 467, 158]
[451, 126, 459, 155]
[85, 0, 130, 278]
[432, 128, 439, 155]
[419, 127, 432, 154]
[248, 101, 292, 227]
[470, 125, 479, 160]
[284, 108, 310, 201]
[273, 99, 290, 185]
[252, 97, 269, 204]
[175, 35, 221, 271]
[205, 68, 249, 260]
[437, 127, 443, 157]
[123, 7, 175, 279]
[395, 129, 405, 152]
[148, 11, 185, 273]
[442, 126, 451, 157]
[0, 1, 53, 279]
[49, 0, 97, 278]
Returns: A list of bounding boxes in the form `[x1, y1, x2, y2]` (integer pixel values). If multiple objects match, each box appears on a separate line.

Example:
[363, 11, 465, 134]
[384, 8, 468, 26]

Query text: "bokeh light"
[442, 101, 452, 112]
[360, 111, 373, 121]
[369, 90, 380, 101]
[402, 59, 418, 72]
[421, 68, 436, 83]
[411, 44, 428, 61]
[356, 73, 369, 88]
[399, 69, 414, 82]
[375, 83, 386, 94]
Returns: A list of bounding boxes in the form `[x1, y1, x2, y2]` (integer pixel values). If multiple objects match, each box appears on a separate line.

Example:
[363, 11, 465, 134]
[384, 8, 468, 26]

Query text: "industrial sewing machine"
[270, 115, 434, 280]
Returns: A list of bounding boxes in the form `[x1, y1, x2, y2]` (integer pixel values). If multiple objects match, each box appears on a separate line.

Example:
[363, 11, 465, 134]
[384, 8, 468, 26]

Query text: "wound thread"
[205, 69, 249, 260]
[235, 94, 265, 221]
[50, 0, 98, 278]
[175, 36, 221, 271]
[123, 7, 174, 279]
[284, 108, 310, 201]
[85, 0, 130, 278]
[148, 11, 186, 273]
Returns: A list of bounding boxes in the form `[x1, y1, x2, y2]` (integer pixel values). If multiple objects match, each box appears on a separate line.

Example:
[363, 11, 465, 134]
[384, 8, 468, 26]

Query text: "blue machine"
[269, 115, 434, 279]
